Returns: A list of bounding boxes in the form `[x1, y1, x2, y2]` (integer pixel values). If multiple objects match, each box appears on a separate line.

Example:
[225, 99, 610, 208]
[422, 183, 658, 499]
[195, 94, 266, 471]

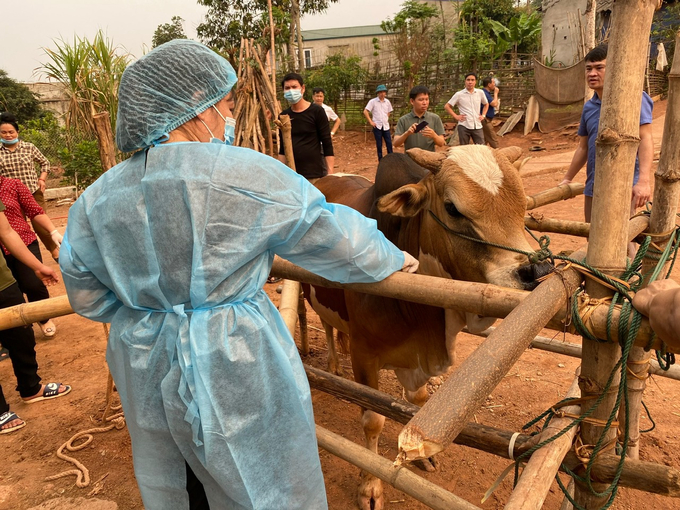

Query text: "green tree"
[196, 0, 337, 70]
[305, 53, 366, 111]
[0, 70, 44, 122]
[380, 0, 439, 89]
[488, 10, 542, 64]
[152, 16, 188, 48]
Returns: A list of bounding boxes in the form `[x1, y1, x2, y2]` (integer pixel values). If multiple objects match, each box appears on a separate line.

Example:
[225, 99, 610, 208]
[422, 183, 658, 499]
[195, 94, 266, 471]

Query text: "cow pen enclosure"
[4, 3, 680, 509]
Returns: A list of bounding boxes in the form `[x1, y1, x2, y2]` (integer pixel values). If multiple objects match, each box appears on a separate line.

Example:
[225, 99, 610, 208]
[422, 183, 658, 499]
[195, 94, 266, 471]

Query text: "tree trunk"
[293, 0, 304, 72]
[576, 1, 662, 507]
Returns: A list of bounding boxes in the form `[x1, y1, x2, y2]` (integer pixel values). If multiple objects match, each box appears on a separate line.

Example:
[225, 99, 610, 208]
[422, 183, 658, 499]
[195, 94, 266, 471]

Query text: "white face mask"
[284, 89, 303, 104]
[199, 105, 236, 146]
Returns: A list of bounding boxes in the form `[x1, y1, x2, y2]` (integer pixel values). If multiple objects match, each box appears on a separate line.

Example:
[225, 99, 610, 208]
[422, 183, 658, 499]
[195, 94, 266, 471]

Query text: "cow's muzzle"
[515, 261, 555, 291]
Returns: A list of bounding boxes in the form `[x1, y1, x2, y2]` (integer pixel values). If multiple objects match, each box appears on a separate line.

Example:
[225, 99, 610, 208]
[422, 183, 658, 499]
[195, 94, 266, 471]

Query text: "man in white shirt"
[445, 73, 488, 145]
[363, 84, 393, 161]
[312, 87, 341, 137]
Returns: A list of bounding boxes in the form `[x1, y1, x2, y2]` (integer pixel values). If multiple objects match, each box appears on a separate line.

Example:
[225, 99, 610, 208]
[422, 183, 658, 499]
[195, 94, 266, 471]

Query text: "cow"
[309, 145, 547, 510]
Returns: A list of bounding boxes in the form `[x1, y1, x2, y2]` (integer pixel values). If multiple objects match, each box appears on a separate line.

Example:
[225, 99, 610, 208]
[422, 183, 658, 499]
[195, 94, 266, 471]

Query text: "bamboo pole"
[92, 112, 116, 172]
[396, 251, 583, 464]
[305, 365, 680, 497]
[577, 1, 662, 507]
[466, 327, 680, 382]
[624, 31, 680, 460]
[519, 165, 568, 179]
[524, 214, 590, 237]
[267, 0, 276, 94]
[315, 425, 482, 510]
[525, 182, 584, 211]
[279, 278, 300, 337]
[504, 375, 581, 510]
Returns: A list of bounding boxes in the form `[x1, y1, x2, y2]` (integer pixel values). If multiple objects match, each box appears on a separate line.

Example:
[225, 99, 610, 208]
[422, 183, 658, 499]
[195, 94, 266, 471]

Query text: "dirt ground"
[2, 102, 680, 510]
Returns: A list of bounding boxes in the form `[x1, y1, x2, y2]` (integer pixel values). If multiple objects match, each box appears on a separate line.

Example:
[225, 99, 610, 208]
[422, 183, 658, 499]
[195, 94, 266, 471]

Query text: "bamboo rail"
[578, 1, 662, 506]
[315, 425, 481, 510]
[466, 327, 680, 382]
[525, 182, 585, 211]
[504, 375, 582, 510]
[305, 365, 680, 497]
[524, 214, 590, 238]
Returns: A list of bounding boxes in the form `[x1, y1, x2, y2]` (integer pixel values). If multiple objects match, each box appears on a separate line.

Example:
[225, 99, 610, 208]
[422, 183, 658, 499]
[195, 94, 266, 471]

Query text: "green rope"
[425, 209, 680, 505]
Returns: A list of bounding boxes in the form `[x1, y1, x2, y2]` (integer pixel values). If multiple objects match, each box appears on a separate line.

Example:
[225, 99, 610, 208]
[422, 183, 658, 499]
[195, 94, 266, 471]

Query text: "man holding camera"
[394, 85, 446, 152]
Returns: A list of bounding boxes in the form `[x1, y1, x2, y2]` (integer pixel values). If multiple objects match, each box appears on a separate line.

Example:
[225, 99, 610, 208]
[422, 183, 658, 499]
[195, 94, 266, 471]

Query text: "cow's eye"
[444, 201, 461, 217]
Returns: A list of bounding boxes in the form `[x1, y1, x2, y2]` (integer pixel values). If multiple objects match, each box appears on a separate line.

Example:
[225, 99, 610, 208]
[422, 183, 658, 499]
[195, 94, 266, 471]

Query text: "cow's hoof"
[358, 474, 384, 510]
[413, 456, 438, 472]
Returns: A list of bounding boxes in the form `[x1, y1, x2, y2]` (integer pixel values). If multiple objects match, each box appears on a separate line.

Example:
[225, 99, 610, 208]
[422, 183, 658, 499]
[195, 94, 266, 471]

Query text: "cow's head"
[377, 145, 543, 291]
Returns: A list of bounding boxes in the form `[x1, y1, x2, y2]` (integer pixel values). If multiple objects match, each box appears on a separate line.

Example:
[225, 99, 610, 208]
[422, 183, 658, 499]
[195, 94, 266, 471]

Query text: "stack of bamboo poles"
[233, 38, 281, 157]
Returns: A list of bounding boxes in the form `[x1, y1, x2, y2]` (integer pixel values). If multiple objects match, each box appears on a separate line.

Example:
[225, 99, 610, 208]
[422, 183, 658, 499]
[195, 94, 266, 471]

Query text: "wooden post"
[525, 182, 584, 210]
[315, 425, 482, 510]
[92, 112, 116, 172]
[274, 115, 296, 172]
[396, 253, 583, 463]
[624, 31, 680, 460]
[305, 365, 680, 497]
[504, 375, 581, 510]
[577, 1, 662, 507]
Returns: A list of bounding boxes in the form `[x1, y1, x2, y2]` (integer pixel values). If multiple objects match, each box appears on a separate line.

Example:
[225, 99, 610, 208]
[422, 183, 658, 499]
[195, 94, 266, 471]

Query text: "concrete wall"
[541, 0, 589, 67]
[24, 82, 69, 123]
[304, 33, 392, 67]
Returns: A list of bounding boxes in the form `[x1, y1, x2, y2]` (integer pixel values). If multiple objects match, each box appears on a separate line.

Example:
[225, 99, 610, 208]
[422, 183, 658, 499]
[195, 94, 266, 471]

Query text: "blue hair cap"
[116, 40, 237, 152]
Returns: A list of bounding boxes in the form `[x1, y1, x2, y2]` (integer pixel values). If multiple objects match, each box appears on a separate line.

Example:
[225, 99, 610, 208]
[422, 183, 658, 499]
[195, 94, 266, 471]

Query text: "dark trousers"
[186, 462, 210, 509]
[0, 282, 41, 414]
[373, 127, 393, 160]
[3, 241, 49, 323]
[457, 124, 485, 145]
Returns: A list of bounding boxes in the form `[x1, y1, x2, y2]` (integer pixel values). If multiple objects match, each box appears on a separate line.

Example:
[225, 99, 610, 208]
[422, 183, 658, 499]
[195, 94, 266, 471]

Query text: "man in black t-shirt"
[278, 73, 334, 182]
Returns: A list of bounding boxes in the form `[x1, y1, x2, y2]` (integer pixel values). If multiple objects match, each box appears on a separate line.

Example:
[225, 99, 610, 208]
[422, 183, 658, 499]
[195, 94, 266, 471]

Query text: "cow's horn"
[406, 148, 446, 173]
[496, 146, 523, 163]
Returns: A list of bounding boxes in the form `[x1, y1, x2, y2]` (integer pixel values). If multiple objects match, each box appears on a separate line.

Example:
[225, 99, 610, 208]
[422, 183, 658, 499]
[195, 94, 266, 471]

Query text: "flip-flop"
[22, 383, 72, 404]
[0, 347, 8, 362]
[0, 411, 26, 435]
[40, 320, 57, 338]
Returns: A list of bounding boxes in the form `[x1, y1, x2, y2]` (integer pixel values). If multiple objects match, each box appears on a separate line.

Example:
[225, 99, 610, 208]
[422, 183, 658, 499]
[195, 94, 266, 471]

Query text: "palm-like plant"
[41, 31, 130, 137]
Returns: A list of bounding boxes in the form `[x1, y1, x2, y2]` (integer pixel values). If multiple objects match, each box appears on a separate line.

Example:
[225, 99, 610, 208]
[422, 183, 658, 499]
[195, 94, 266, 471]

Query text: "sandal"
[266, 276, 282, 284]
[40, 319, 57, 338]
[0, 347, 8, 362]
[22, 383, 72, 404]
[0, 411, 26, 435]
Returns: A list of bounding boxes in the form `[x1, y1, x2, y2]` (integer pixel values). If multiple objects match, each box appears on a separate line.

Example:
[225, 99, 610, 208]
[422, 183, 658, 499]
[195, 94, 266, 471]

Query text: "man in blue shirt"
[560, 44, 653, 256]
[481, 76, 500, 148]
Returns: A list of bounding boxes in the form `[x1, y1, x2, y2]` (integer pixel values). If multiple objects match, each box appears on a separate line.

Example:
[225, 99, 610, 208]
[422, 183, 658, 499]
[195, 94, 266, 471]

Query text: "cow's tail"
[337, 330, 351, 355]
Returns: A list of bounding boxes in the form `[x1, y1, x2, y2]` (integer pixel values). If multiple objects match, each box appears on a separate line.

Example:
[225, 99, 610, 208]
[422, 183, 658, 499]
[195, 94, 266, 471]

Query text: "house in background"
[299, 25, 390, 68]
[299, 0, 462, 68]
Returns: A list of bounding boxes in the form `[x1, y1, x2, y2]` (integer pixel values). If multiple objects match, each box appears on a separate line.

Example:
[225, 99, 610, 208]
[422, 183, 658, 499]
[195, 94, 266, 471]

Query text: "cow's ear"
[377, 183, 428, 217]
[406, 148, 446, 174]
[496, 146, 523, 164]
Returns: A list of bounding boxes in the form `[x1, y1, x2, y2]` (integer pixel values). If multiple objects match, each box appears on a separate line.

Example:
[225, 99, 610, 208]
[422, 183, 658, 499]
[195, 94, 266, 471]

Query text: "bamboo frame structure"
[525, 182, 585, 211]
[316, 425, 481, 510]
[577, 2, 662, 506]
[524, 214, 590, 238]
[625, 31, 680, 461]
[305, 365, 680, 497]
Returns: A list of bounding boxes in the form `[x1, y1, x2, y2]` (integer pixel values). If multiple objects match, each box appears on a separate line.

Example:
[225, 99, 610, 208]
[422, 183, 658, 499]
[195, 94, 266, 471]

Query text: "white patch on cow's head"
[446, 145, 503, 195]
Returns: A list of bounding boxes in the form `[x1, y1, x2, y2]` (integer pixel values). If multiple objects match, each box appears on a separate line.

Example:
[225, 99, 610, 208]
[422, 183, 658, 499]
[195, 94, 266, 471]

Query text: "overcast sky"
[3, 0, 405, 83]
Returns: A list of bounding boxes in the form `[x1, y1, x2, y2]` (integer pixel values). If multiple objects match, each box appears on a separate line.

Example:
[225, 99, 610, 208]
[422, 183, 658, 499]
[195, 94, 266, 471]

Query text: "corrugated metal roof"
[301, 25, 390, 41]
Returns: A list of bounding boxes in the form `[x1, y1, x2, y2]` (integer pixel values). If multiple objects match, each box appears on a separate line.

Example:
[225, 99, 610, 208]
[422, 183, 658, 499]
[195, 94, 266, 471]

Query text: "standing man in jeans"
[481, 77, 500, 149]
[445, 73, 488, 145]
[363, 85, 393, 161]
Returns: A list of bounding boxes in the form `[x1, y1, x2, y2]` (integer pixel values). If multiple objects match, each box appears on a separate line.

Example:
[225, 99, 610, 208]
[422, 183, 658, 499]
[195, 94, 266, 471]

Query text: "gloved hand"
[400, 251, 419, 273]
[50, 229, 63, 247]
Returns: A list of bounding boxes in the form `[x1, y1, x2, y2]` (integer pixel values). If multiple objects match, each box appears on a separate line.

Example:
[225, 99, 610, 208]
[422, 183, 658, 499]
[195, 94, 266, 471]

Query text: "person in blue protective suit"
[59, 40, 419, 510]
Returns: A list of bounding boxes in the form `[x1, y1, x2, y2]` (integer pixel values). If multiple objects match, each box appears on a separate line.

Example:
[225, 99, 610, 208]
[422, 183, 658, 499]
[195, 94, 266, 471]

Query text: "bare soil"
[1, 103, 679, 510]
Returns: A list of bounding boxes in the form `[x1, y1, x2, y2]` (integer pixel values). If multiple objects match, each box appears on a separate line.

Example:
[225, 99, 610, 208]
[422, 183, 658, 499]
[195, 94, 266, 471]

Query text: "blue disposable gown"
[60, 143, 404, 510]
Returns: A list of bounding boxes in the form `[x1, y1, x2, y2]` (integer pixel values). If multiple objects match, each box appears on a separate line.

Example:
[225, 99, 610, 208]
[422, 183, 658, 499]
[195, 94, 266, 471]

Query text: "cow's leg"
[352, 356, 386, 510]
[322, 320, 343, 376]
